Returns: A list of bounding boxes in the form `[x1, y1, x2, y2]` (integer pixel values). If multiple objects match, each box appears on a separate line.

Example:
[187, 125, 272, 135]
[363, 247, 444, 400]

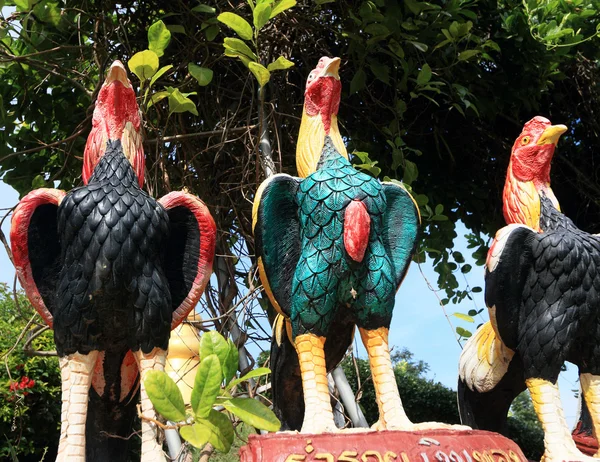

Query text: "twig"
[145, 125, 256, 144]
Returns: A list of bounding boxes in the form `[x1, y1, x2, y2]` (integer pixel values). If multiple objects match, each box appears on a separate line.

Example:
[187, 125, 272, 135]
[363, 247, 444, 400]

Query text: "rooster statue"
[457, 116, 600, 462]
[10, 61, 216, 462]
[253, 57, 426, 433]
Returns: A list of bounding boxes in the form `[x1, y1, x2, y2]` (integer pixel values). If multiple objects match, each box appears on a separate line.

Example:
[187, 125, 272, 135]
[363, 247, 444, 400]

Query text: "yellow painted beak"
[320, 57, 341, 80]
[105, 60, 131, 88]
[537, 124, 567, 145]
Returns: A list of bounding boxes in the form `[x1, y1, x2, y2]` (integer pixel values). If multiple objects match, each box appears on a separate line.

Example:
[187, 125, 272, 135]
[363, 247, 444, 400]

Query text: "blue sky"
[0, 178, 580, 426]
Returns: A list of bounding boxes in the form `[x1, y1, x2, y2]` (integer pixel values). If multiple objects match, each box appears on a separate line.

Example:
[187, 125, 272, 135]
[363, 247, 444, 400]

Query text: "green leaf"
[270, 0, 296, 18]
[461, 264, 472, 274]
[225, 49, 252, 67]
[458, 50, 479, 61]
[191, 354, 223, 418]
[417, 63, 432, 85]
[188, 64, 213, 86]
[205, 25, 219, 41]
[181, 410, 234, 452]
[221, 398, 280, 431]
[144, 370, 186, 422]
[147, 90, 169, 109]
[456, 327, 472, 338]
[128, 50, 159, 81]
[350, 69, 366, 94]
[267, 56, 294, 72]
[453, 312, 475, 323]
[388, 39, 405, 58]
[33, 2, 61, 26]
[248, 62, 270, 87]
[224, 37, 258, 61]
[166, 24, 186, 34]
[217, 12, 253, 41]
[14, 0, 33, 12]
[472, 286, 482, 293]
[253, 2, 272, 30]
[31, 175, 45, 189]
[228, 367, 271, 390]
[403, 160, 418, 185]
[369, 62, 389, 84]
[192, 4, 216, 13]
[148, 20, 172, 57]
[222, 339, 239, 385]
[168, 88, 199, 116]
[149, 65, 173, 88]
[200, 331, 230, 365]
[409, 41, 428, 52]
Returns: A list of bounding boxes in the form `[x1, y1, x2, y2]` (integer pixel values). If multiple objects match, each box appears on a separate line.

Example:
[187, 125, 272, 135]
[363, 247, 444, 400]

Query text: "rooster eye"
[521, 136, 530, 145]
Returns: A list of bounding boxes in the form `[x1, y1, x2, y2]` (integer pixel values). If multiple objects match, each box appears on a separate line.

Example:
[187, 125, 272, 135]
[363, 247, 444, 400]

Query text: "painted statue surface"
[253, 57, 466, 434]
[457, 116, 600, 462]
[10, 61, 216, 462]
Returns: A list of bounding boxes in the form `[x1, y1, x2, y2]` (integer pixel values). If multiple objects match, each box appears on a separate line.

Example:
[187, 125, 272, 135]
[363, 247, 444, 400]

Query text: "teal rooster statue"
[253, 57, 422, 433]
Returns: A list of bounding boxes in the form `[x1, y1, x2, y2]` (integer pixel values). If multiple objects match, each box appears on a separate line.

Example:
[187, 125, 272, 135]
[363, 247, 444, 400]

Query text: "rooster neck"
[89, 140, 139, 188]
[296, 109, 347, 178]
[502, 162, 560, 231]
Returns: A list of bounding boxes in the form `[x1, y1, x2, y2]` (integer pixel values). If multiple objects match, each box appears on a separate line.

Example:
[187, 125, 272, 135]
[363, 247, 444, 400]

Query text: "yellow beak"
[320, 57, 341, 80]
[105, 60, 131, 88]
[537, 124, 567, 145]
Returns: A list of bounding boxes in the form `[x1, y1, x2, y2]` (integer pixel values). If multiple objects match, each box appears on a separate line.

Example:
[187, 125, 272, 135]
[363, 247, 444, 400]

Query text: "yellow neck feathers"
[296, 109, 347, 178]
[503, 161, 560, 231]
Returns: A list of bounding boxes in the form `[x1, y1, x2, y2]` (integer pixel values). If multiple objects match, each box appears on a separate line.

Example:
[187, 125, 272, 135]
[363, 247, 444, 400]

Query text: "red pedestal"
[239, 429, 527, 462]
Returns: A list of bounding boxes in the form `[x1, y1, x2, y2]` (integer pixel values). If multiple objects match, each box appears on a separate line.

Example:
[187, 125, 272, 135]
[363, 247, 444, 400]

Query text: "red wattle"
[344, 199, 371, 262]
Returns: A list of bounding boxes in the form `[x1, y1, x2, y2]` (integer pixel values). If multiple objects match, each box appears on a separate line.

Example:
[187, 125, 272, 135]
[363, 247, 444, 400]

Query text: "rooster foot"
[540, 448, 598, 462]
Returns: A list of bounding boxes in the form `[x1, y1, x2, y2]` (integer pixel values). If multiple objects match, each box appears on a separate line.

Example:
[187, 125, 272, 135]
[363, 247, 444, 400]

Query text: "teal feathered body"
[292, 141, 396, 336]
[254, 137, 420, 339]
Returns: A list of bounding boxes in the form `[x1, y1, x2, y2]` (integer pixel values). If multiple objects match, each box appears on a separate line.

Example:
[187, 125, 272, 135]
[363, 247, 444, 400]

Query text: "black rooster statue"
[457, 116, 600, 462]
[11, 61, 216, 462]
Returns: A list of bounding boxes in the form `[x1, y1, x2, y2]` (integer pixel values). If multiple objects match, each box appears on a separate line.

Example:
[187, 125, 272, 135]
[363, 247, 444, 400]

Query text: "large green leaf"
[248, 62, 270, 87]
[144, 370, 186, 422]
[267, 56, 294, 72]
[224, 37, 257, 61]
[222, 339, 239, 385]
[270, 0, 296, 18]
[217, 12, 253, 41]
[228, 367, 271, 390]
[180, 410, 234, 452]
[192, 4, 216, 14]
[128, 50, 159, 81]
[188, 63, 213, 86]
[33, 2, 61, 26]
[199, 331, 230, 365]
[253, 3, 272, 30]
[148, 20, 171, 57]
[350, 68, 366, 94]
[221, 398, 280, 431]
[191, 354, 223, 418]
[168, 88, 199, 116]
[417, 63, 432, 85]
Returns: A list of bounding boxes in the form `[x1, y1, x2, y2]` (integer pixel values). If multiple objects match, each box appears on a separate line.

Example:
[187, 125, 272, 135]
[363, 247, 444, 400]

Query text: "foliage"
[0, 285, 60, 461]
[145, 331, 279, 454]
[341, 351, 544, 460]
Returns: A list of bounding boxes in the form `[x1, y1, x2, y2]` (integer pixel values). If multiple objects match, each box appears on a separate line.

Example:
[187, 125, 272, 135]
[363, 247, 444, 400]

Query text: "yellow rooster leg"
[135, 347, 168, 462]
[295, 333, 337, 433]
[56, 351, 98, 462]
[527, 378, 594, 462]
[360, 327, 470, 432]
[580, 373, 600, 458]
[359, 327, 412, 430]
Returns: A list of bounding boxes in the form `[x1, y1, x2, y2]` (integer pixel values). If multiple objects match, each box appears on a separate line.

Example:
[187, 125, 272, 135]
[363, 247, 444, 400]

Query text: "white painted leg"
[56, 351, 98, 462]
[527, 377, 596, 462]
[135, 347, 168, 462]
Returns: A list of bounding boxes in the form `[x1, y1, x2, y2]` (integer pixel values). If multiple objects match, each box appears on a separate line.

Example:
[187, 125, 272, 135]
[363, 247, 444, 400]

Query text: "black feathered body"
[488, 195, 600, 383]
[53, 141, 171, 356]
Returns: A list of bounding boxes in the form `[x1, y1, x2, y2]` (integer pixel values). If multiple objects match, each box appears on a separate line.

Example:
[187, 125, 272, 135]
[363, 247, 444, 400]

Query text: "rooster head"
[296, 57, 347, 178]
[303, 57, 341, 135]
[503, 116, 567, 228]
[510, 116, 567, 186]
[83, 60, 145, 187]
